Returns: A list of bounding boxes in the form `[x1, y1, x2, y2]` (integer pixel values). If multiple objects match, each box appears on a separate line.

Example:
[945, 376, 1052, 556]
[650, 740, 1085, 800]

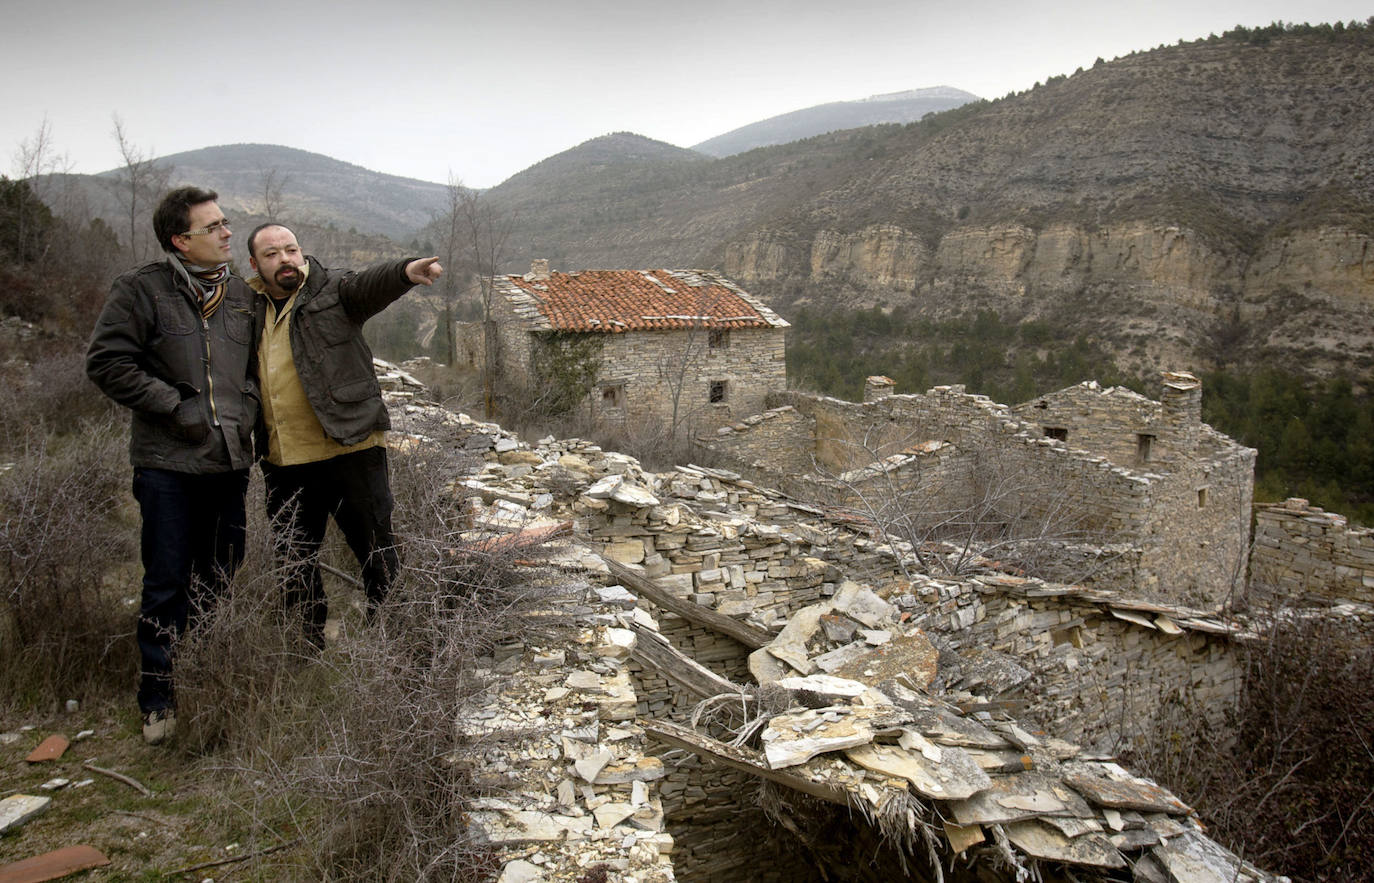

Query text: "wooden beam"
[630, 622, 752, 702]
[602, 557, 773, 649]
[641, 719, 856, 809]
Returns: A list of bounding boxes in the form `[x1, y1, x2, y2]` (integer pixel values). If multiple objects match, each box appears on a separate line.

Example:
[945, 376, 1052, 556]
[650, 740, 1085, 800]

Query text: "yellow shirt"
[252, 265, 384, 466]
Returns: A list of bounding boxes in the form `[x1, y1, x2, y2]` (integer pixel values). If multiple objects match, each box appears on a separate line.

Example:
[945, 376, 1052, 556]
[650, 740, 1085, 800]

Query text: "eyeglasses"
[181, 218, 231, 236]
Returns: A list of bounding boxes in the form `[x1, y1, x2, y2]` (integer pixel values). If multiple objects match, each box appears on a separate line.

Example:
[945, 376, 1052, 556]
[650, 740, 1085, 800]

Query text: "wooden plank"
[602, 558, 772, 649]
[640, 719, 854, 808]
[629, 622, 751, 702]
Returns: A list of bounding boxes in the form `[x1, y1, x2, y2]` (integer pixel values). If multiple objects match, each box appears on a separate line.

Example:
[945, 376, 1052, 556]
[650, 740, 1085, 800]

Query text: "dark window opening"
[1198, 487, 1208, 508]
[1137, 433, 1155, 462]
[709, 329, 729, 349]
[1043, 426, 1067, 442]
[601, 385, 624, 409]
[709, 380, 728, 403]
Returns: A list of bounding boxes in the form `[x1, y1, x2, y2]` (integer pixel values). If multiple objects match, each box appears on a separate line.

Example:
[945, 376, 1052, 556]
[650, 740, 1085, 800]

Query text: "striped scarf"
[187, 263, 230, 319]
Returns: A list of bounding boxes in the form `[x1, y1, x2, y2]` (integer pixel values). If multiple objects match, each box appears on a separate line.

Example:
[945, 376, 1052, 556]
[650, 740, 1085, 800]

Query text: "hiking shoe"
[142, 708, 176, 745]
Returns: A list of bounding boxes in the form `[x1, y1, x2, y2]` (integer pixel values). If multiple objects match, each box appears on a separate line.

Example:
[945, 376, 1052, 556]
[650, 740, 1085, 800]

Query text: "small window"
[601, 384, 624, 409]
[709, 380, 728, 403]
[1198, 487, 1208, 508]
[709, 329, 729, 349]
[1137, 433, 1155, 462]
[1043, 426, 1067, 441]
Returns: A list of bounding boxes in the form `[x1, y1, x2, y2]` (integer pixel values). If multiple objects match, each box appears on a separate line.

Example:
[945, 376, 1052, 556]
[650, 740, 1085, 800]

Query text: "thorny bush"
[1127, 610, 1374, 882]
[174, 442, 575, 880]
[0, 351, 134, 709]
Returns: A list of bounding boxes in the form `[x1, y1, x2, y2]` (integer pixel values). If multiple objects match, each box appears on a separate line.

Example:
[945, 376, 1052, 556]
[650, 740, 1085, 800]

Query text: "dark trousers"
[261, 446, 398, 647]
[132, 467, 249, 713]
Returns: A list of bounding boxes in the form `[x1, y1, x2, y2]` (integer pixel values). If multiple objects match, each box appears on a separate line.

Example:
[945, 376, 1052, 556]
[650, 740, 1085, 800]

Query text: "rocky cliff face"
[724, 217, 1371, 378]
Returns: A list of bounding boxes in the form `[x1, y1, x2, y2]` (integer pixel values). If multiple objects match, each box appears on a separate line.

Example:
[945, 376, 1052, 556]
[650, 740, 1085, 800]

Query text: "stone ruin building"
[697, 371, 1256, 609]
[459, 261, 789, 432]
[375, 371, 1302, 883]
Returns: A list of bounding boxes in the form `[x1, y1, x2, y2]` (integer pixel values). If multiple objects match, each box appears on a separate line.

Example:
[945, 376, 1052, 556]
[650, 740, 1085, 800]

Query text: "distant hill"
[117, 144, 450, 241]
[691, 86, 979, 157]
[480, 25, 1374, 383]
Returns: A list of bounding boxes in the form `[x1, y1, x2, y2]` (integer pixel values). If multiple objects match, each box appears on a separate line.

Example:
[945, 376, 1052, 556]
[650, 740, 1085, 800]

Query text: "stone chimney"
[864, 375, 896, 402]
[1158, 371, 1201, 461]
[524, 259, 550, 282]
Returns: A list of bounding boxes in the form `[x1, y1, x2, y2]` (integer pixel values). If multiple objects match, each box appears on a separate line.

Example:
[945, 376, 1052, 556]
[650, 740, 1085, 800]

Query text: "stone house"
[478, 260, 788, 431]
[698, 371, 1256, 608]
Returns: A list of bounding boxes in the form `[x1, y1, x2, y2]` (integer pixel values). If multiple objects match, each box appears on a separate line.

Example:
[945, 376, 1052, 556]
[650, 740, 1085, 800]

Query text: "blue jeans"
[261, 446, 398, 648]
[132, 467, 249, 713]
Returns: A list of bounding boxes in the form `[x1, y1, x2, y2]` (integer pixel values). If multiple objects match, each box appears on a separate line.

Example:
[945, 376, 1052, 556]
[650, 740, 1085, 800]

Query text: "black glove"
[169, 398, 209, 444]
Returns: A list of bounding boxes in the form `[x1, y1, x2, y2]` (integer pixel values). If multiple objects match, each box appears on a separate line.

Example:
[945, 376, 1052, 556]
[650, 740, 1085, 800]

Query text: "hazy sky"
[3, 0, 1368, 187]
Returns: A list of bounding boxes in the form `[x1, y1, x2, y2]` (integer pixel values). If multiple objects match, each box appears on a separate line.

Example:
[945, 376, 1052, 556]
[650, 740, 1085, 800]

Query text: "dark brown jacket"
[255, 256, 415, 448]
[87, 256, 259, 473]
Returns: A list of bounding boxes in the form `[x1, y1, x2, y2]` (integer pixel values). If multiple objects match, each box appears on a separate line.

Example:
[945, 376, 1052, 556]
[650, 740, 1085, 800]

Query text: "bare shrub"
[0, 412, 135, 708]
[0, 349, 122, 453]
[815, 425, 1117, 582]
[175, 445, 576, 880]
[1126, 611, 1374, 881]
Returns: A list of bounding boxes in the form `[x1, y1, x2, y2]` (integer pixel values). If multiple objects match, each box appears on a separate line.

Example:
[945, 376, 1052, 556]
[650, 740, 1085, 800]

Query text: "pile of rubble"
[383, 390, 1284, 882]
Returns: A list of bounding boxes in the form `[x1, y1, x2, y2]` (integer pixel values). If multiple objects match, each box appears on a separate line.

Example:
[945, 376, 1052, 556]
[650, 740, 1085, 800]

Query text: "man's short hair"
[153, 186, 220, 253]
[246, 222, 291, 259]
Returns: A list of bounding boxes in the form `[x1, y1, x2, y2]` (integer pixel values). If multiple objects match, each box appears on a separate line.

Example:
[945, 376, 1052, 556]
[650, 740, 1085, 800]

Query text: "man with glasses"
[246, 223, 440, 649]
[87, 187, 259, 745]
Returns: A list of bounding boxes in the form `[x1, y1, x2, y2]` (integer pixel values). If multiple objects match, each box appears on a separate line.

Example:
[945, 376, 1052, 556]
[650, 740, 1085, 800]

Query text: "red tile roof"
[496, 268, 788, 333]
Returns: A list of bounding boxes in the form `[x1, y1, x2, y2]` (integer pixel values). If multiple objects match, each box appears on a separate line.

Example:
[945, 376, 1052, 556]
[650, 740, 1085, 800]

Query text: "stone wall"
[699, 378, 1255, 607]
[1251, 498, 1374, 605]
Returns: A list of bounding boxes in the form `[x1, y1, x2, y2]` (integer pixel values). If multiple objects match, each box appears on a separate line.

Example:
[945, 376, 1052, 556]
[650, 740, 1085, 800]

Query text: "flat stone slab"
[830, 630, 939, 691]
[1005, 819, 1125, 869]
[846, 739, 990, 800]
[0, 795, 50, 835]
[775, 674, 868, 701]
[1063, 763, 1191, 815]
[0, 844, 110, 881]
[762, 706, 883, 769]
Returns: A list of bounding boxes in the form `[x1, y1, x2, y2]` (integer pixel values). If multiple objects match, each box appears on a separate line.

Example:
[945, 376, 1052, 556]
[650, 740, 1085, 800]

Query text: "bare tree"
[456, 186, 511, 420]
[431, 174, 466, 367]
[258, 167, 289, 219]
[110, 115, 170, 263]
[654, 284, 732, 448]
[9, 118, 69, 264]
[811, 422, 1120, 583]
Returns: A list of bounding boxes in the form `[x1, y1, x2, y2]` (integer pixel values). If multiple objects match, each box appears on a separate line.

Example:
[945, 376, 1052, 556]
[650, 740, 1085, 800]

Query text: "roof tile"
[497, 269, 788, 334]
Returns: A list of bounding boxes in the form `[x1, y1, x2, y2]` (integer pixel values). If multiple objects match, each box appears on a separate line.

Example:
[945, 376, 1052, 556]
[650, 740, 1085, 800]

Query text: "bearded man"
[246, 222, 440, 648]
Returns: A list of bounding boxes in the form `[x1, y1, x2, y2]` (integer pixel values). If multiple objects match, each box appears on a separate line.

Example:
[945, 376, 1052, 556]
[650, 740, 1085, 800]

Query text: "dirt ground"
[1, 700, 301, 881]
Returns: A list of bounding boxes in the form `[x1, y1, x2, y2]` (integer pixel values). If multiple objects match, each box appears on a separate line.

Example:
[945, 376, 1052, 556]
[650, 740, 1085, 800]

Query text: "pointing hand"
[406, 257, 443, 285]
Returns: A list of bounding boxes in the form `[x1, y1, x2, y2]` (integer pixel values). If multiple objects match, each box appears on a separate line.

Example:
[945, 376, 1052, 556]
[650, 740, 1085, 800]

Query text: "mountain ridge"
[691, 85, 979, 157]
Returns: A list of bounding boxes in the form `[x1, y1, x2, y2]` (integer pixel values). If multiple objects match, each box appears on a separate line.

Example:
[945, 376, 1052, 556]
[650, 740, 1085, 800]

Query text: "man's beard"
[274, 265, 303, 293]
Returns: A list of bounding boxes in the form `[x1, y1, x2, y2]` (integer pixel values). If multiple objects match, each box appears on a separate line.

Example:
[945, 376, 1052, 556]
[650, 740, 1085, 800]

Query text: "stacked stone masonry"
[700, 374, 1255, 608]
[1252, 498, 1374, 605]
[476, 268, 789, 433]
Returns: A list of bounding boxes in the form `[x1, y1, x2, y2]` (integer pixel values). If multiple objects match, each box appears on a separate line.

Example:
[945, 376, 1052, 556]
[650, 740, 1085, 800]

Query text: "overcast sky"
[3, 0, 1368, 188]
